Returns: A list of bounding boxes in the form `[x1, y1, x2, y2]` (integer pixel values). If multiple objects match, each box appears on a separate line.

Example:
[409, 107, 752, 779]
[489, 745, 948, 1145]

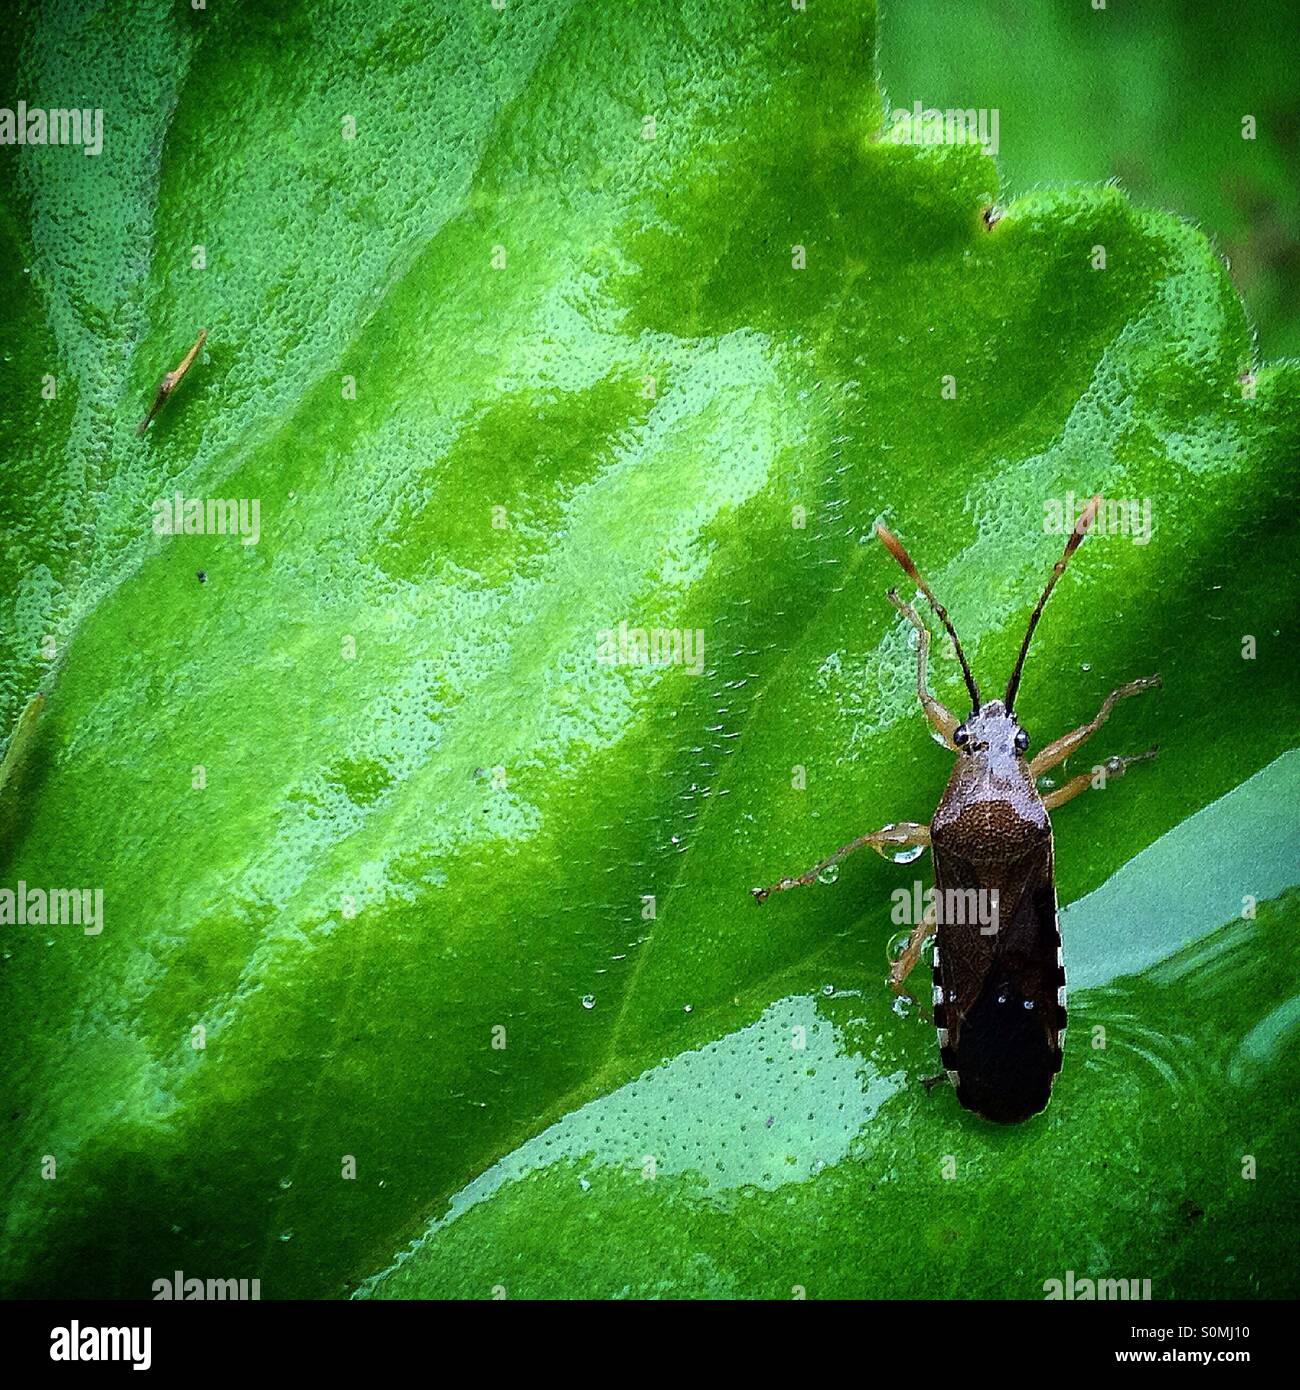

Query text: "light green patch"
[362, 756, 1300, 1299]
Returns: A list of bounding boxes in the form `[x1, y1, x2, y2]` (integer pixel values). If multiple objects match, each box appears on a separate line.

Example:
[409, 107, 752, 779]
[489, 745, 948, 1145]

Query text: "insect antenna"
[875, 521, 981, 711]
[1004, 492, 1102, 711]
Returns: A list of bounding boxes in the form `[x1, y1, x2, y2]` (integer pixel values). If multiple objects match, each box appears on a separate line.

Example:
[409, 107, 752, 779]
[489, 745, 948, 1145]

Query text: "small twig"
[136, 328, 207, 434]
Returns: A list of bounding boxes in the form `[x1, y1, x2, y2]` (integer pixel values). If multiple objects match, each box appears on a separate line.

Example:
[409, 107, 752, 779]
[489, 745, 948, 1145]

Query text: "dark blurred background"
[880, 0, 1300, 356]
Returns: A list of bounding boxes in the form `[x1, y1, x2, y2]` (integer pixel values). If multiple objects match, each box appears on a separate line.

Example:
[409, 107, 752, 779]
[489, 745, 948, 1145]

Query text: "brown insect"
[136, 328, 206, 435]
[753, 495, 1160, 1122]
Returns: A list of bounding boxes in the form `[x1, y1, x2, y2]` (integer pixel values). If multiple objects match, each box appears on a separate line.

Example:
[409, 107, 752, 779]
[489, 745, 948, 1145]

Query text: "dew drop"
[279, 1177, 293, 1189]
[581, 994, 596, 1010]
[816, 863, 840, 885]
[886, 929, 913, 964]
[683, 1003, 693, 1013]
[892, 844, 925, 865]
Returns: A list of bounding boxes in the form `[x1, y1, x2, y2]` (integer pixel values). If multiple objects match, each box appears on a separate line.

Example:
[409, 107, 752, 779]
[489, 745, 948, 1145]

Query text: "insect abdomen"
[932, 935, 1067, 1125]
[948, 974, 1061, 1123]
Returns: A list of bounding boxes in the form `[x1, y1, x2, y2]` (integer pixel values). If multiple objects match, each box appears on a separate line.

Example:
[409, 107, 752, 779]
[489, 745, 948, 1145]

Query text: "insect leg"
[1029, 675, 1160, 775]
[1040, 746, 1158, 811]
[887, 590, 961, 749]
[751, 820, 930, 903]
[888, 900, 937, 998]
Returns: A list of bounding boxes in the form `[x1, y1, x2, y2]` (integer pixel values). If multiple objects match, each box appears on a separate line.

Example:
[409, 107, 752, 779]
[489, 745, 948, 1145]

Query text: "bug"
[136, 328, 207, 435]
[752, 495, 1160, 1123]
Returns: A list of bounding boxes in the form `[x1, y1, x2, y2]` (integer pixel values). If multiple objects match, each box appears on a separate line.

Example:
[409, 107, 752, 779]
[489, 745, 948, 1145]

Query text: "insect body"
[753, 496, 1159, 1123]
[136, 328, 207, 435]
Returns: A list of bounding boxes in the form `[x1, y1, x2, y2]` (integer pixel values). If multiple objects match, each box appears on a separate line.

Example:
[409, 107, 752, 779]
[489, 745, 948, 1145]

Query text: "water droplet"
[279, 1177, 293, 1189]
[682, 1003, 693, 1013]
[1023, 999, 1034, 1010]
[816, 863, 840, 885]
[578, 1176, 591, 1191]
[278, 1231, 293, 1242]
[892, 844, 925, 864]
[1080, 662, 1091, 673]
[886, 929, 913, 964]
[821, 983, 835, 996]
[581, 994, 595, 1010]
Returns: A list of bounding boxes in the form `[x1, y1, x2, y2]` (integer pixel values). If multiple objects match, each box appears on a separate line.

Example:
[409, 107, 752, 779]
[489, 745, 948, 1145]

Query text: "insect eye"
[953, 725, 969, 748]
[1014, 728, 1029, 753]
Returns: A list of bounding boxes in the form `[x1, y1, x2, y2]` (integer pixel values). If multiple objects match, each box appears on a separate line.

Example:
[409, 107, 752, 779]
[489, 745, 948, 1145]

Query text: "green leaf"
[1, 0, 1297, 1299]
[880, 0, 1300, 357]
[357, 752, 1300, 1298]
